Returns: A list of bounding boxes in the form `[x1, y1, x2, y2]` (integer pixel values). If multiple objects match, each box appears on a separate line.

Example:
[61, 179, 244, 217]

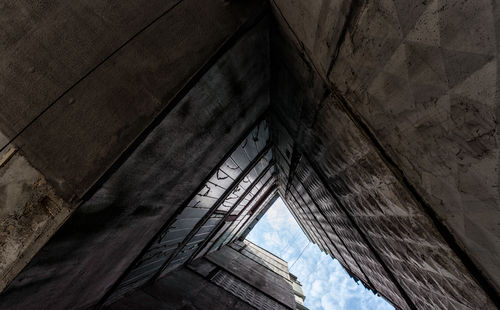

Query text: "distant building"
[104, 239, 308, 310]
[290, 274, 308, 310]
[240, 240, 309, 310]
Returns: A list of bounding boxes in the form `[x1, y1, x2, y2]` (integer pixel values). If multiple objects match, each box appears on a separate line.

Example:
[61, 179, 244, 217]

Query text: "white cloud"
[310, 280, 324, 297]
[247, 198, 395, 310]
[321, 294, 340, 310]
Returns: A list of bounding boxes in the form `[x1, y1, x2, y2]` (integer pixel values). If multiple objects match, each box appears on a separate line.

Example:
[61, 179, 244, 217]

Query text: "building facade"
[104, 240, 308, 310]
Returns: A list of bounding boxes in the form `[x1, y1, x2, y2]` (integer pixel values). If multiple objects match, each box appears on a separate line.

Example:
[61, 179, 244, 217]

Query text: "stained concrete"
[270, 0, 500, 296]
[106, 122, 273, 303]
[0, 0, 180, 139]
[206, 246, 294, 308]
[0, 148, 72, 292]
[1, 0, 266, 202]
[0, 4, 269, 309]
[270, 2, 499, 308]
[0, 0, 498, 309]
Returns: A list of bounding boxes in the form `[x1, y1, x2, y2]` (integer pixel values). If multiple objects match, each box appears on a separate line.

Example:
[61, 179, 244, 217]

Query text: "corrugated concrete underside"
[0, 6, 270, 310]
[270, 0, 499, 308]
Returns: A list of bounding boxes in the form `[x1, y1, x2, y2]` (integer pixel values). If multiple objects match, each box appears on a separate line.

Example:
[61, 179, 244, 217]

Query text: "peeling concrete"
[0, 148, 72, 292]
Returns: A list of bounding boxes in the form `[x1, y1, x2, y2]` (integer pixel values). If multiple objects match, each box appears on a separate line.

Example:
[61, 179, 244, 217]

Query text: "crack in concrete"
[325, 0, 366, 79]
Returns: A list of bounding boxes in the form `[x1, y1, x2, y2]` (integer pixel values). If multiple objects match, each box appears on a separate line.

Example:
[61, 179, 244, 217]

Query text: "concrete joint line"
[95, 115, 269, 309]
[325, 0, 367, 78]
[231, 185, 277, 242]
[151, 144, 272, 282]
[187, 161, 274, 264]
[0, 147, 17, 169]
[0, 0, 185, 155]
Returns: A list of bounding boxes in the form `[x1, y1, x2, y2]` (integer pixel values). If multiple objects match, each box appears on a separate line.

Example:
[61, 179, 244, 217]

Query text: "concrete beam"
[0, 0, 268, 307]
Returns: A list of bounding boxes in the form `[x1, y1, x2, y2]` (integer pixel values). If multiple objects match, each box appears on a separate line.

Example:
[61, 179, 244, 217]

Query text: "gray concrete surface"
[0, 148, 72, 292]
[270, 0, 500, 296]
[0, 1, 268, 308]
[0, 0, 498, 309]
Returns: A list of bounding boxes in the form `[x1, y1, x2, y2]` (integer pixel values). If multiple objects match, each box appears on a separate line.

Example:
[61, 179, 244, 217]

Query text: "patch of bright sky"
[247, 197, 395, 310]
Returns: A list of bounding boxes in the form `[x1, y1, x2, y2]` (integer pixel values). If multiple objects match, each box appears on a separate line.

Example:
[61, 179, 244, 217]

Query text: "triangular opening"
[246, 197, 395, 310]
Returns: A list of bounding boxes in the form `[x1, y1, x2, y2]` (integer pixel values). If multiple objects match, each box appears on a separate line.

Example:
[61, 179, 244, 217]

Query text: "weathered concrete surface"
[0, 0, 179, 141]
[104, 267, 257, 310]
[329, 1, 500, 294]
[0, 1, 498, 309]
[269, 0, 354, 77]
[0, 146, 72, 292]
[270, 15, 497, 309]
[270, 0, 500, 306]
[2, 0, 265, 202]
[105, 121, 273, 303]
[0, 5, 269, 310]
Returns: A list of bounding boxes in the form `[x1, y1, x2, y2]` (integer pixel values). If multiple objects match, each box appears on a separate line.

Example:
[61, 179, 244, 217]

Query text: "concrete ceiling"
[0, 0, 498, 309]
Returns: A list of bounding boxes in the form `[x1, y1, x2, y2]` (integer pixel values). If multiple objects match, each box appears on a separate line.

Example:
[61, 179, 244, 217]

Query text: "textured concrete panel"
[271, 0, 500, 296]
[207, 246, 295, 308]
[269, 17, 497, 308]
[329, 0, 500, 291]
[0, 148, 72, 292]
[1, 1, 497, 309]
[0, 17, 270, 309]
[0, 0, 180, 140]
[105, 244, 295, 310]
[5, 0, 265, 202]
[109, 122, 272, 301]
[270, 0, 354, 76]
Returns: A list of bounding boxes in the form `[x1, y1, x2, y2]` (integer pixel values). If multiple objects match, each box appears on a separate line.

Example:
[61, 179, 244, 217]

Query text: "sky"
[246, 197, 395, 310]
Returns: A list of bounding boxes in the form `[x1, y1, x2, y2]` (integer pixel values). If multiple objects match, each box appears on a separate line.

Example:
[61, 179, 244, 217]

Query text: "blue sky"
[247, 197, 394, 310]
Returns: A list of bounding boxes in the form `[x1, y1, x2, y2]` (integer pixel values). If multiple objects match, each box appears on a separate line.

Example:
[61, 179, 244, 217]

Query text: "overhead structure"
[104, 240, 309, 310]
[0, 1, 498, 309]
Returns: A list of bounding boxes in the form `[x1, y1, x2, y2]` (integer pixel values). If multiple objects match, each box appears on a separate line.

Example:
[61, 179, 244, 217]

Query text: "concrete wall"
[0, 2, 269, 308]
[105, 120, 273, 303]
[0, 1, 497, 309]
[0, 145, 72, 292]
[269, 0, 500, 300]
[269, 10, 498, 309]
